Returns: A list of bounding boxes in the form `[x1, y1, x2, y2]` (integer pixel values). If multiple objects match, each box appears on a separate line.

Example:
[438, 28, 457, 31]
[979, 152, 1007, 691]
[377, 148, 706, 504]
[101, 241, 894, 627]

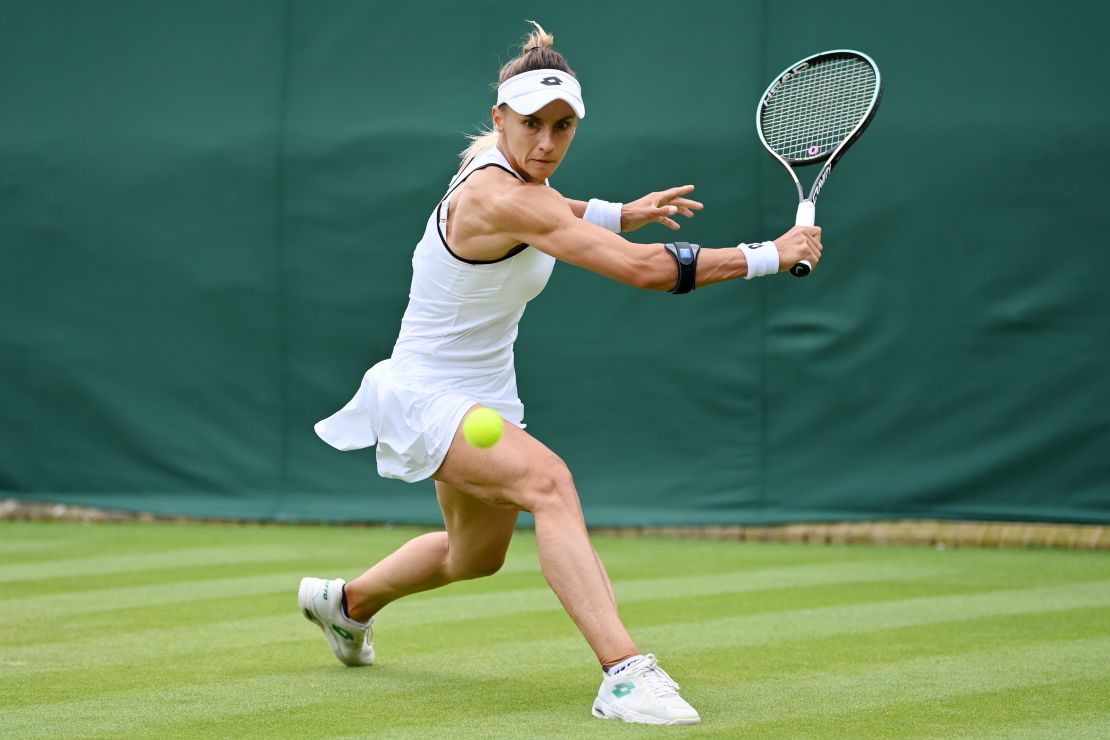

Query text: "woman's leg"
[592, 547, 618, 612]
[433, 409, 639, 668]
[343, 481, 519, 622]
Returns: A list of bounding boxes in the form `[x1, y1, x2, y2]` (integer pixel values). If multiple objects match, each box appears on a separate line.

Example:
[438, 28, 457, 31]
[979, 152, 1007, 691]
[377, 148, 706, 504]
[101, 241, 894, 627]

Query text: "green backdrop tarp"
[2, 1, 1107, 524]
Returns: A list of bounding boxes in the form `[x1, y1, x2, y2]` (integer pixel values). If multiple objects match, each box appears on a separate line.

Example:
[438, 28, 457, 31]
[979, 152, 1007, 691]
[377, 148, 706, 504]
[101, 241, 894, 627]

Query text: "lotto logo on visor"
[496, 69, 585, 119]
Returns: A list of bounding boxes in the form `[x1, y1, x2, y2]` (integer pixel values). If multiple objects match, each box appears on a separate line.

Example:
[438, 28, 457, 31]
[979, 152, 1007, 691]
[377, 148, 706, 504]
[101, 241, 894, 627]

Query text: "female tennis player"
[300, 22, 822, 726]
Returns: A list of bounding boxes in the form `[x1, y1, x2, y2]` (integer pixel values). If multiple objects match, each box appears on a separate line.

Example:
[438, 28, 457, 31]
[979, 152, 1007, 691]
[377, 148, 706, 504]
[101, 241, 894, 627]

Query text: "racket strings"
[761, 56, 876, 161]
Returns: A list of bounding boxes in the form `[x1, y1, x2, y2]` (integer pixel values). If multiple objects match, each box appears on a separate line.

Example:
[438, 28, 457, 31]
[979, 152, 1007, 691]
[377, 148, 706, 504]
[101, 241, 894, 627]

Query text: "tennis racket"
[757, 50, 883, 277]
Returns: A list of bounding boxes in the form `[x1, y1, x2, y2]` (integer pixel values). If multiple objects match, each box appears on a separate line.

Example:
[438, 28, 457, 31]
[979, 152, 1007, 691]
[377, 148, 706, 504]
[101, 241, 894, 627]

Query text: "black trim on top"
[437, 163, 531, 265]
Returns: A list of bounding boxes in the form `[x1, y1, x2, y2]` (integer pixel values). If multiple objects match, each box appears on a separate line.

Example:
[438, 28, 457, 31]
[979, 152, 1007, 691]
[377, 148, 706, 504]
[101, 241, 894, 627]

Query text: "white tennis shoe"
[297, 577, 374, 666]
[592, 654, 701, 725]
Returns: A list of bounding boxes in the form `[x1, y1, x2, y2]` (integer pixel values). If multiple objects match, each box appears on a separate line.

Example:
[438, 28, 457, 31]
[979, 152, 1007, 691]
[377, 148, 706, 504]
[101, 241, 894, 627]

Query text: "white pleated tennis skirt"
[314, 359, 525, 483]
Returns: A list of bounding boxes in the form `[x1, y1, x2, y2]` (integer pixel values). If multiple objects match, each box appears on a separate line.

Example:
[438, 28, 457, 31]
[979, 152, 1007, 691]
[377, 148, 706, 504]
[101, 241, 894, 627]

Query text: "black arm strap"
[663, 242, 701, 294]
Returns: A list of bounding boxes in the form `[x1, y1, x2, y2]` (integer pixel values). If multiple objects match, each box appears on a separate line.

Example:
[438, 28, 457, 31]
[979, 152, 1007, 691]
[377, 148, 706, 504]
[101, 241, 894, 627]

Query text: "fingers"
[664, 197, 703, 212]
[673, 198, 704, 211]
[653, 186, 703, 209]
[652, 203, 698, 220]
[628, 185, 704, 231]
[670, 199, 702, 217]
[774, 225, 824, 273]
[803, 233, 823, 268]
[775, 225, 822, 242]
[662, 184, 696, 199]
[650, 207, 681, 230]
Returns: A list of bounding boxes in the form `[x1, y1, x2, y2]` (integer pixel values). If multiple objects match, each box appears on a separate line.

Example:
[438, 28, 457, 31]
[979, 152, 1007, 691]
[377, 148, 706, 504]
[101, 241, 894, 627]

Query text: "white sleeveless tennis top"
[314, 146, 556, 482]
[392, 146, 556, 378]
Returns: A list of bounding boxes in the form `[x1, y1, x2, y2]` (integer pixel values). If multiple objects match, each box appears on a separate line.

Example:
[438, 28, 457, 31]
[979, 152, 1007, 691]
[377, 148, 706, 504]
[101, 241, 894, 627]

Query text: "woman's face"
[492, 99, 578, 183]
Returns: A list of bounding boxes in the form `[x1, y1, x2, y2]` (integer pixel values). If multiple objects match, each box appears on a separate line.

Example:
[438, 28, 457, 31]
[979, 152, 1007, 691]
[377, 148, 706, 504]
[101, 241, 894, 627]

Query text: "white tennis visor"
[495, 69, 585, 119]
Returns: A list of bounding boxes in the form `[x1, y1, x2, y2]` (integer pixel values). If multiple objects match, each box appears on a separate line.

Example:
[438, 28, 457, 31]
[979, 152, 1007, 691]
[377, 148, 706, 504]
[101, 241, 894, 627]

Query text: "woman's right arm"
[488, 182, 822, 291]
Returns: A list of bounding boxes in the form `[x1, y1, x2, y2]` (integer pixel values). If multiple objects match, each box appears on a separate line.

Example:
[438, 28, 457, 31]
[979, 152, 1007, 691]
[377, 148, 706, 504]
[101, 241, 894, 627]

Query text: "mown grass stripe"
[626, 580, 1110, 663]
[388, 560, 933, 622]
[2, 670, 356, 737]
[0, 540, 72, 556]
[0, 545, 302, 583]
[0, 553, 542, 597]
[749, 675, 1110, 739]
[974, 713, 1110, 739]
[0, 572, 314, 625]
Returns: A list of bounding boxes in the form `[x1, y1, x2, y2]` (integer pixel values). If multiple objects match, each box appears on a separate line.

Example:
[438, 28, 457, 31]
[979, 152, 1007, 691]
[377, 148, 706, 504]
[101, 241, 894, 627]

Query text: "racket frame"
[756, 49, 883, 275]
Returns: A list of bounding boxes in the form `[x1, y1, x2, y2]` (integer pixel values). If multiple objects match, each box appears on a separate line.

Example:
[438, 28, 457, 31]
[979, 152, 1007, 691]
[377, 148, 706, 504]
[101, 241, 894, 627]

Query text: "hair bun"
[522, 19, 555, 53]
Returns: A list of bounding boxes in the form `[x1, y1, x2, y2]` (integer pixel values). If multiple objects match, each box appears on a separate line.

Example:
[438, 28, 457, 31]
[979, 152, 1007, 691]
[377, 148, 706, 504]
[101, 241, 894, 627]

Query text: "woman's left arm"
[564, 185, 703, 231]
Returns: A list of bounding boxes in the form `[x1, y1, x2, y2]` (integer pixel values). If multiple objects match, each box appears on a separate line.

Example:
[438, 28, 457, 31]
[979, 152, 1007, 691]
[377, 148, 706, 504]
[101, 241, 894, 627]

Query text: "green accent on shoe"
[612, 681, 635, 698]
[330, 623, 355, 640]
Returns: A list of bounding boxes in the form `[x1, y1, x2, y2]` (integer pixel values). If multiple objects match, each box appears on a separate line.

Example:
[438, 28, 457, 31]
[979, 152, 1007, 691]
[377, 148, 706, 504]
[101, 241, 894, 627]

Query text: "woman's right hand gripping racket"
[758, 50, 883, 276]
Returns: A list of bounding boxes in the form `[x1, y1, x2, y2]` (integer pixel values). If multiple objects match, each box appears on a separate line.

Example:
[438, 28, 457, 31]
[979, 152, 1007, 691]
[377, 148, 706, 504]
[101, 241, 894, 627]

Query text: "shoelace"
[629, 654, 681, 698]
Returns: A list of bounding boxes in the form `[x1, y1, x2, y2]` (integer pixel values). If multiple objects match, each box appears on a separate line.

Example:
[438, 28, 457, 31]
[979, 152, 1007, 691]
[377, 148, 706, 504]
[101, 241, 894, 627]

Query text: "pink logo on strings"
[807, 145, 820, 156]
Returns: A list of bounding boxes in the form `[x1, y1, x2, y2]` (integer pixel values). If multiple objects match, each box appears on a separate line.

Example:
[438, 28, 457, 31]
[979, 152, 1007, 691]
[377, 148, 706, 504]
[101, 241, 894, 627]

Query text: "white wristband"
[583, 198, 623, 233]
[738, 241, 779, 279]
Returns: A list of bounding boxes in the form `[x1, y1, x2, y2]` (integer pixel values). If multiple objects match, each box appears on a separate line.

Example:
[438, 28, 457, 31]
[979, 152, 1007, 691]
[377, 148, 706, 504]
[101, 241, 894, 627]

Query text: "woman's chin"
[527, 161, 558, 181]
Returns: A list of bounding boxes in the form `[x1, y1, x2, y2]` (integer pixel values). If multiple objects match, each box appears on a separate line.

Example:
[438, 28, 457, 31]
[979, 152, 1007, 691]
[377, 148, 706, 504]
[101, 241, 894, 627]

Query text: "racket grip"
[791, 200, 815, 277]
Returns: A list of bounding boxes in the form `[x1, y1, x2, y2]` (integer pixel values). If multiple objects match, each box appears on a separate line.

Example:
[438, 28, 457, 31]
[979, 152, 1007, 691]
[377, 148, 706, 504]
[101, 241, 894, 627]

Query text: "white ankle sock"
[605, 655, 644, 676]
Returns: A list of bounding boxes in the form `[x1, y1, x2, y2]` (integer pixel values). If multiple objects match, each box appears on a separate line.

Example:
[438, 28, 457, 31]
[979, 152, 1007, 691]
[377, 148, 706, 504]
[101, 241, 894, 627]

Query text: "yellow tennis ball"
[463, 407, 504, 449]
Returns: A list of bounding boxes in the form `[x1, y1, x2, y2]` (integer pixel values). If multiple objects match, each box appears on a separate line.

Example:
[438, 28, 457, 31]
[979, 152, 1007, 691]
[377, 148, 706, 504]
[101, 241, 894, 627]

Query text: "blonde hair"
[459, 20, 578, 165]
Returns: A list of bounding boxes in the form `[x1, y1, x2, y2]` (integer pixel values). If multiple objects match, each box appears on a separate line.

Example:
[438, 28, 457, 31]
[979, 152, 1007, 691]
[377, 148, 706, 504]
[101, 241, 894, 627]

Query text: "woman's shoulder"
[465, 164, 525, 192]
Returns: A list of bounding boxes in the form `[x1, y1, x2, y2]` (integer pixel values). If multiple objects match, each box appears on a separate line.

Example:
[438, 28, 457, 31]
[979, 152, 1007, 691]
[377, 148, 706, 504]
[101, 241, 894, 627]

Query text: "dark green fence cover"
[2, 1, 1107, 524]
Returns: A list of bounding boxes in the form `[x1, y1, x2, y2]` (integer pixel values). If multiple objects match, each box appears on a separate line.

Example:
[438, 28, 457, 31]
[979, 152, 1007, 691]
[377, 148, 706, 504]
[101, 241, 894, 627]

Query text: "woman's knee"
[446, 552, 506, 581]
[519, 455, 577, 513]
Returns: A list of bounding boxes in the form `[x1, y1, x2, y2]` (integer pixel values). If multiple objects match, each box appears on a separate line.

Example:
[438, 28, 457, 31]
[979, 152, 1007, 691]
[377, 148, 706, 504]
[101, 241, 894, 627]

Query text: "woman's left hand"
[620, 185, 704, 232]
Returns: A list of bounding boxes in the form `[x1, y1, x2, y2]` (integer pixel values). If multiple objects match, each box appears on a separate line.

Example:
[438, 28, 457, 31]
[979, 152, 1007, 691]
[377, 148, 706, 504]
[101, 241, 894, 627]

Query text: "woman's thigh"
[435, 480, 519, 572]
[433, 406, 569, 511]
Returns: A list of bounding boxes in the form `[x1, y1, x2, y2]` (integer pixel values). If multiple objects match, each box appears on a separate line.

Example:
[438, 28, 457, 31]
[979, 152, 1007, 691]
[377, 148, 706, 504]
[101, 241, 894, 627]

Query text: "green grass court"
[1, 521, 1108, 738]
